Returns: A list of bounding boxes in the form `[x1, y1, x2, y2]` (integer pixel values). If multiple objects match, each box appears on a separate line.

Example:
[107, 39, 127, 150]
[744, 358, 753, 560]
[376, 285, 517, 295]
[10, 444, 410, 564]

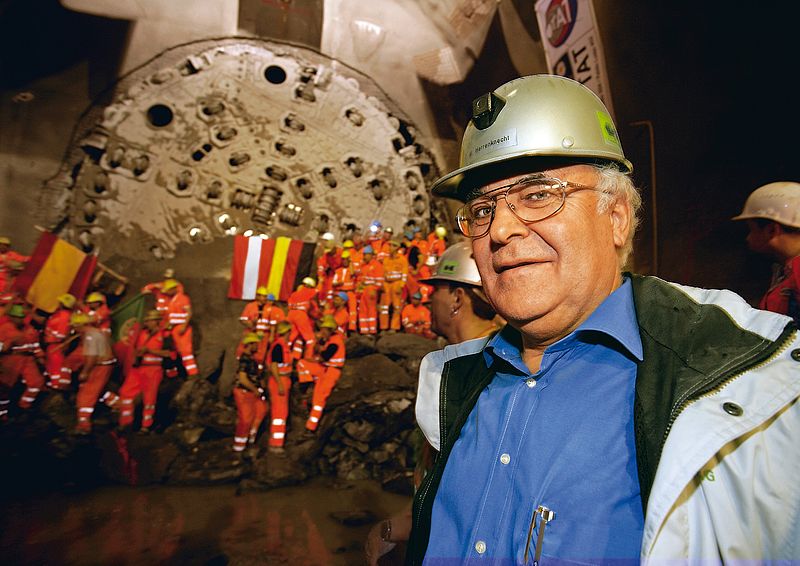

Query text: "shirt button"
[474, 540, 487, 554]
[525, 378, 536, 388]
[500, 453, 511, 465]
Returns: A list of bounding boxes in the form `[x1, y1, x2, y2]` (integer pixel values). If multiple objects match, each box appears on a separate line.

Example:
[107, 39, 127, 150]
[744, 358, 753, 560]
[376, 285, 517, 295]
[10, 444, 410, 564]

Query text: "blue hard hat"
[267, 293, 276, 301]
[363, 245, 374, 254]
[337, 292, 349, 302]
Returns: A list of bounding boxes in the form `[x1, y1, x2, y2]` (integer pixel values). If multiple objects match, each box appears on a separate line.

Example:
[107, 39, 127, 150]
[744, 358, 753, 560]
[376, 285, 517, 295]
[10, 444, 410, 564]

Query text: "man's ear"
[610, 196, 632, 250]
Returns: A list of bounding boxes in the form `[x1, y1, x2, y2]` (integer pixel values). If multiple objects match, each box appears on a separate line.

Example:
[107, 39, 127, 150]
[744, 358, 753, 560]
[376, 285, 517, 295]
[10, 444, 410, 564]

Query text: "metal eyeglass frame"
[455, 175, 604, 238]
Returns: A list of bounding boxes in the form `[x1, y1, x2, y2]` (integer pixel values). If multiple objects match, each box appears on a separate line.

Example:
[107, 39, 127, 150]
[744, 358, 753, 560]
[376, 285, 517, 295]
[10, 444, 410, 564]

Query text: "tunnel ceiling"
[39, 38, 444, 260]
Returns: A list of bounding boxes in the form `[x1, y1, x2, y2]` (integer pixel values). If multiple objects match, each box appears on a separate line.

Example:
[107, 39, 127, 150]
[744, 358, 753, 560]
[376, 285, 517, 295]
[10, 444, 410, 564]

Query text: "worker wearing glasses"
[407, 75, 800, 566]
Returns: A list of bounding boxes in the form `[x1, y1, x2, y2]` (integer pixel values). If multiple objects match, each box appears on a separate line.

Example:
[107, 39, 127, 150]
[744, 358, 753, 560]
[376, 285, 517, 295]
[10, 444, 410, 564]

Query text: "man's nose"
[489, 194, 527, 242]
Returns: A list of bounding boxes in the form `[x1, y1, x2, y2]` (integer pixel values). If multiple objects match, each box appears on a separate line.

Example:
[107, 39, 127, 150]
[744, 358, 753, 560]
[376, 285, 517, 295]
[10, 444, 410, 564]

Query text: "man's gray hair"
[594, 164, 642, 268]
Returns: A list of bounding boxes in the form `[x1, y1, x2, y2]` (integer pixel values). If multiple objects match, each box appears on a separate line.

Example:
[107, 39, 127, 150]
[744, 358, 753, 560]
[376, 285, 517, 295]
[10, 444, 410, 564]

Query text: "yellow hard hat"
[86, 291, 105, 304]
[242, 332, 261, 346]
[431, 74, 632, 201]
[276, 320, 292, 334]
[341, 250, 351, 259]
[70, 312, 91, 326]
[256, 286, 269, 296]
[319, 314, 337, 329]
[58, 293, 77, 309]
[0, 236, 10, 245]
[162, 278, 180, 291]
[302, 276, 316, 287]
[143, 309, 162, 321]
[342, 240, 354, 249]
[434, 225, 447, 238]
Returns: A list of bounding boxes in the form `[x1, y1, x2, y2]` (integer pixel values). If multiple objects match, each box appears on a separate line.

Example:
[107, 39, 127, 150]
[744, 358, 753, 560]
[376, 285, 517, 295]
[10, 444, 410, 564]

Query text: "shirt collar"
[484, 277, 643, 370]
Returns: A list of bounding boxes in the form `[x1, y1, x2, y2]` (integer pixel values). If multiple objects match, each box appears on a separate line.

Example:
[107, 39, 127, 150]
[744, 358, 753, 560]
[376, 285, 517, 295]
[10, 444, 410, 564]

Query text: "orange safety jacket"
[133, 328, 166, 366]
[288, 286, 318, 313]
[166, 292, 192, 327]
[268, 337, 293, 377]
[318, 333, 346, 368]
[0, 321, 42, 356]
[383, 255, 409, 283]
[359, 259, 384, 288]
[402, 303, 432, 332]
[44, 309, 72, 344]
[331, 265, 356, 292]
[240, 302, 285, 333]
[83, 304, 112, 333]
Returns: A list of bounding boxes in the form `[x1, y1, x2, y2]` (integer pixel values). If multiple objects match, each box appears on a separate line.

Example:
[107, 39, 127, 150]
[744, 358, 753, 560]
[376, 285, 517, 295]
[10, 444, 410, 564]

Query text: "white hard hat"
[321, 232, 335, 241]
[732, 181, 800, 228]
[431, 74, 631, 202]
[419, 242, 481, 287]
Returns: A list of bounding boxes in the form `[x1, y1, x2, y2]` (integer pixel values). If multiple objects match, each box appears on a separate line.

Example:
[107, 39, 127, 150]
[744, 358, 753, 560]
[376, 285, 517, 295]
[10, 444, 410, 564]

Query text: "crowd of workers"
[0, 223, 456, 452]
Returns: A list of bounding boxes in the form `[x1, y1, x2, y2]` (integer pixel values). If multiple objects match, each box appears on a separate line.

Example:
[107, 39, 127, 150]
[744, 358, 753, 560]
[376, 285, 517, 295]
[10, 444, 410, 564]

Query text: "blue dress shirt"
[425, 279, 645, 565]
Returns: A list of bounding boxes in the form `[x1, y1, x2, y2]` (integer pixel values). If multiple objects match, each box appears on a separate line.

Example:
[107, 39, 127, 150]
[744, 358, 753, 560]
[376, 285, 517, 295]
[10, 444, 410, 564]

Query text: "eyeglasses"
[455, 175, 605, 238]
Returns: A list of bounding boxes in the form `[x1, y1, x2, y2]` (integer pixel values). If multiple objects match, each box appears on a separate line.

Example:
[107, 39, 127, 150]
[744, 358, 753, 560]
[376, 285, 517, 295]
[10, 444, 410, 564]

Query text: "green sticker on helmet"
[440, 260, 458, 274]
[596, 111, 621, 148]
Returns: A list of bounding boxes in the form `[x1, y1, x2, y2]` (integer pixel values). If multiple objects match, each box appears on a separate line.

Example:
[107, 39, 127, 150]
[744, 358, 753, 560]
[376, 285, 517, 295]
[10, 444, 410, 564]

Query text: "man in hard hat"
[70, 311, 116, 434]
[231, 332, 269, 452]
[162, 279, 198, 377]
[141, 268, 180, 315]
[238, 288, 285, 356]
[43, 293, 77, 390]
[287, 277, 319, 359]
[265, 320, 293, 452]
[118, 309, 171, 433]
[82, 291, 111, 335]
[316, 238, 342, 305]
[0, 304, 45, 419]
[426, 225, 447, 259]
[379, 240, 408, 332]
[403, 75, 800, 565]
[376, 226, 394, 261]
[296, 314, 346, 432]
[732, 181, 800, 322]
[356, 246, 383, 335]
[0, 236, 29, 295]
[331, 250, 358, 332]
[328, 292, 350, 335]
[400, 291, 434, 339]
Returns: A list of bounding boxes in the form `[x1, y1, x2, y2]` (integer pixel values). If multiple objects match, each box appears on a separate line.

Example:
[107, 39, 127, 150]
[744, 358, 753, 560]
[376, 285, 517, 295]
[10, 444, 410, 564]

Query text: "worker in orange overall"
[162, 278, 198, 377]
[0, 304, 45, 419]
[118, 309, 170, 433]
[0, 236, 29, 294]
[316, 238, 341, 305]
[265, 321, 293, 452]
[331, 251, 358, 331]
[357, 246, 383, 334]
[238, 287, 285, 357]
[375, 227, 394, 260]
[141, 268, 180, 315]
[296, 315, 346, 432]
[44, 293, 77, 390]
[287, 277, 319, 359]
[426, 225, 448, 259]
[401, 291, 435, 338]
[70, 312, 116, 434]
[380, 240, 408, 331]
[327, 292, 350, 335]
[82, 291, 112, 336]
[232, 332, 269, 452]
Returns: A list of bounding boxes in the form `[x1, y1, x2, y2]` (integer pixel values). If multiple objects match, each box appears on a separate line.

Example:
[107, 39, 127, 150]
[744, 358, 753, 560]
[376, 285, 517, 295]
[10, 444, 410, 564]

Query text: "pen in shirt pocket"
[524, 504, 556, 565]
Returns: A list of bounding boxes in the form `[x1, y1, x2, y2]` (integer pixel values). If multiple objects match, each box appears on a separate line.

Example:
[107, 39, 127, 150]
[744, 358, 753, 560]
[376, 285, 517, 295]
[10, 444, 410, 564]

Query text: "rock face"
[0, 332, 441, 496]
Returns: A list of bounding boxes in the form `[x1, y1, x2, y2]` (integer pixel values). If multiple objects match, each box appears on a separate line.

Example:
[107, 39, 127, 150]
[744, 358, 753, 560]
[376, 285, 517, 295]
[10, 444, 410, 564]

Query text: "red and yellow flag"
[13, 232, 97, 312]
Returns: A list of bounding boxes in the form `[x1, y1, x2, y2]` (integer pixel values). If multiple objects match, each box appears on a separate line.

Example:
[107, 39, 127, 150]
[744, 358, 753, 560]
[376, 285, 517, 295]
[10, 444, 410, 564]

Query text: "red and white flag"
[228, 235, 316, 301]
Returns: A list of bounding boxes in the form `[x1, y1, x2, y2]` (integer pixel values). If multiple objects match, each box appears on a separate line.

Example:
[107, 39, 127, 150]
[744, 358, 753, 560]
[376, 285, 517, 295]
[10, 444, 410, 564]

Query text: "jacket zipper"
[661, 328, 797, 449]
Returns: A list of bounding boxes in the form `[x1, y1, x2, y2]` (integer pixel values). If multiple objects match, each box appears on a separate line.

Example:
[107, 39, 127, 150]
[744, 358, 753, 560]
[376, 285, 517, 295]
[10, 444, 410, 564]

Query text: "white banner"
[534, 0, 615, 116]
